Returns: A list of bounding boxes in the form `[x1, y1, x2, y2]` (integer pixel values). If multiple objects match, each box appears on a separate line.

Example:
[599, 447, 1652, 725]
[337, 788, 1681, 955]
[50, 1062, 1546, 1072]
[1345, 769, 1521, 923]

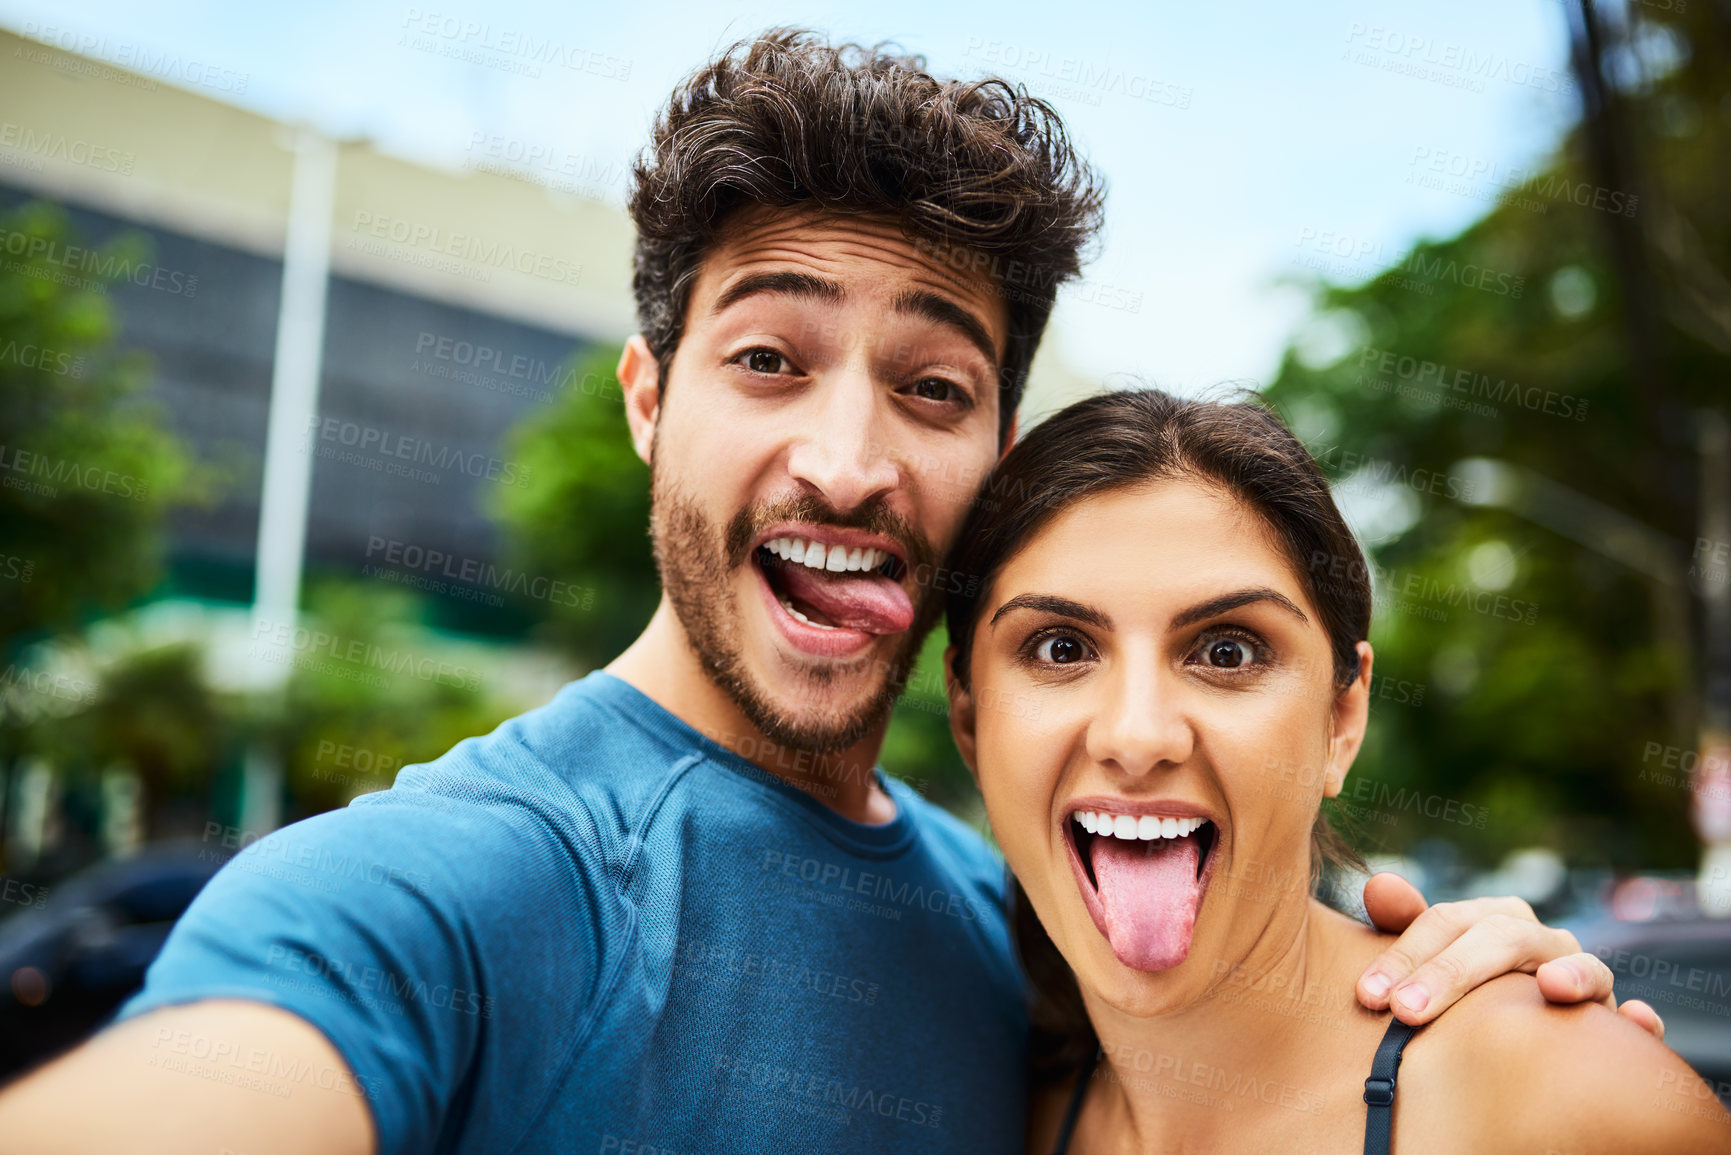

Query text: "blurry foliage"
[490, 344, 656, 665]
[1272, 6, 1728, 871]
[0, 201, 219, 657]
[263, 581, 520, 818]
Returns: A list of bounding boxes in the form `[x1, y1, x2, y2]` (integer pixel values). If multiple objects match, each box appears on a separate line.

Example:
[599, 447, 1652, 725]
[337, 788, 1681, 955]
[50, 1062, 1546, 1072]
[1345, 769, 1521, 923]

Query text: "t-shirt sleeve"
[113, 794, 606, 1155]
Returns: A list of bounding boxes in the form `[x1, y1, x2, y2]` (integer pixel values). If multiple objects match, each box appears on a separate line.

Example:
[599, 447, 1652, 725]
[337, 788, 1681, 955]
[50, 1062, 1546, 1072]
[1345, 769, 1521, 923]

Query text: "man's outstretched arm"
[1355, 871, 1665, 1036]
[0, 999, 374, 1155]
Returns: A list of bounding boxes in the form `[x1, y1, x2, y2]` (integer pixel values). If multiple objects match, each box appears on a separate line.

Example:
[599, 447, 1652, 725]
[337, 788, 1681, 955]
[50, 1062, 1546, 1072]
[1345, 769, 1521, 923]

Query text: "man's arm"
[0, 999, 374, 1155]
[1355, 871, 1665, 1036]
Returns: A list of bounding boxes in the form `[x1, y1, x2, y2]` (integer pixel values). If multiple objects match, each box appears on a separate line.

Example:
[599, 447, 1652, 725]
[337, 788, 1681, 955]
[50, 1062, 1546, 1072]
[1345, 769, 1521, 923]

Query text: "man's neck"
[604, 600, 897, 824]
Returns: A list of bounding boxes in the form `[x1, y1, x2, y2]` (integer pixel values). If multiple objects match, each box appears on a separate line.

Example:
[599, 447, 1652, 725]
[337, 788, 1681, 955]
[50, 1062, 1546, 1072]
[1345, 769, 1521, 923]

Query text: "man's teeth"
[762, 536, 890, 574]
[1073, 811, 1208, 841]
[779, 593, 837, 630]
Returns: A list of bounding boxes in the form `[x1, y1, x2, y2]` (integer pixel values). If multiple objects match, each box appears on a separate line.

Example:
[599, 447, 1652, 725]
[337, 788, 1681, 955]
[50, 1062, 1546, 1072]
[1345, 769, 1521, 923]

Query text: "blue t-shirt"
[117, 671, 1029, 1154]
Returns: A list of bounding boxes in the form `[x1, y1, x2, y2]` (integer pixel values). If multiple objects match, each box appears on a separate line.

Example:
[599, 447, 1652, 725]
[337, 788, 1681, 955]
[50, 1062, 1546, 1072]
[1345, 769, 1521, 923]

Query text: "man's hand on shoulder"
[0, 999, 375, 1155]
[1354, 871, 1665, 1037]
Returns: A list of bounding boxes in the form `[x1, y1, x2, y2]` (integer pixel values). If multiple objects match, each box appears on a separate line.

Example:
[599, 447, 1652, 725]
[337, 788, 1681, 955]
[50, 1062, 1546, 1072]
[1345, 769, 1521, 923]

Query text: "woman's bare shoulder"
[1396, 972, 1731, 1154]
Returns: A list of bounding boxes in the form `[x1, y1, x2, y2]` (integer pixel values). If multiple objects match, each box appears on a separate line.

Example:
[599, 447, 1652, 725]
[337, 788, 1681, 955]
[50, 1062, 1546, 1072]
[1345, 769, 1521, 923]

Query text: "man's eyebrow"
[1171, 587, 1310, 629]
[890, 288, 999, 368]
[989, 594, 1109, 630]
[710, 270, 844, 315]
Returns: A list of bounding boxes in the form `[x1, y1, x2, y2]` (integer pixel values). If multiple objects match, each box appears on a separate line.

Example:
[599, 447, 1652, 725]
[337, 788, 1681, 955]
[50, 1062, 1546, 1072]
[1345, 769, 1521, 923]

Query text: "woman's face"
[950, 478, 1372, 1014]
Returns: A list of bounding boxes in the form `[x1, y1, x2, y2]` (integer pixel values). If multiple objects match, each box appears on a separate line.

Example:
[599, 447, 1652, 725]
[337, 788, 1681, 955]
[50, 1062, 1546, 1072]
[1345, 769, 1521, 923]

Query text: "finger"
[1614, 999, 1665, 1041]
[1534, 953, 1616, 1010]
[1385, 912, 1579, 1025]
[1361, 871, 1427, 936]
[1356, 897, 1535, 1010]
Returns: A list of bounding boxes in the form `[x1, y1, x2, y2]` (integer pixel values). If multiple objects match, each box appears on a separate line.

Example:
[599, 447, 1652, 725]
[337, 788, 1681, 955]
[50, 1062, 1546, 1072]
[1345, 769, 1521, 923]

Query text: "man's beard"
[649, 462, 943, 755]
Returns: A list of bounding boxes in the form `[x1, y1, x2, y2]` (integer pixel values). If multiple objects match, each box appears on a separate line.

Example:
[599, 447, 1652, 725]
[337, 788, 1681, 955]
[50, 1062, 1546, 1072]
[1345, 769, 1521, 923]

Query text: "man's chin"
[732, 637, 904, 754]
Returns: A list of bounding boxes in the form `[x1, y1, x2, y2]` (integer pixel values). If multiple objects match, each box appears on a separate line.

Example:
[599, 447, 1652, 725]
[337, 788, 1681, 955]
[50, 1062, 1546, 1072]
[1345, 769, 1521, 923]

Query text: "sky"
[0, 0, 1585, 394]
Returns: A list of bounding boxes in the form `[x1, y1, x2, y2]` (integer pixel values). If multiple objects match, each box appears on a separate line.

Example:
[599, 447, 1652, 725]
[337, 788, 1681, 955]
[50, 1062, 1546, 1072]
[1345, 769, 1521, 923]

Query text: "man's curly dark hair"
[627, 27, 1107, 438]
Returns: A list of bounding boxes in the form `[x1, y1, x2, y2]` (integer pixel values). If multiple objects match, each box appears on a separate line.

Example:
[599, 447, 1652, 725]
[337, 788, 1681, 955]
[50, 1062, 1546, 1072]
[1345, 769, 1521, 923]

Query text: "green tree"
[1269, 5, 1728, 871]
[0, 200, 210, 656]
[489, 345, 656, 665]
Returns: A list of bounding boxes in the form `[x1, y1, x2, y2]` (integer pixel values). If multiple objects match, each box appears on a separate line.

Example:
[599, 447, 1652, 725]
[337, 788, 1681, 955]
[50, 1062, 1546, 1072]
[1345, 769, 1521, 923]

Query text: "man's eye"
[742, 349, 789, 374]
[910, 378, 960, 404]
[1034, 634, 1091, 665]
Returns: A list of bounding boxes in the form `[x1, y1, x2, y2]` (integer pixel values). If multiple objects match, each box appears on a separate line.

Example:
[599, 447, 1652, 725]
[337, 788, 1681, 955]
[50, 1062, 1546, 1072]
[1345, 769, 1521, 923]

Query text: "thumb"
[1363, 871, 1428, 934]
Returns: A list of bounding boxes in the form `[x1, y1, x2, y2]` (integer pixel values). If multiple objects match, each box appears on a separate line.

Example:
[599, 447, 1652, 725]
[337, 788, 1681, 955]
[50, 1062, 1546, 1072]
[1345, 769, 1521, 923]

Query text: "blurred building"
[0, 25, 636, 616]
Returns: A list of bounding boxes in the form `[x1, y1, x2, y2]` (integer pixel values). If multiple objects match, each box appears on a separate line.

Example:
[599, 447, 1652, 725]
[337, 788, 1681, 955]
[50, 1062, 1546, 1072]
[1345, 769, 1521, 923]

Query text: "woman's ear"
[1324, 641, 1374, 798]
[617, 335, 662, 466]
[944, 645, 981, 788]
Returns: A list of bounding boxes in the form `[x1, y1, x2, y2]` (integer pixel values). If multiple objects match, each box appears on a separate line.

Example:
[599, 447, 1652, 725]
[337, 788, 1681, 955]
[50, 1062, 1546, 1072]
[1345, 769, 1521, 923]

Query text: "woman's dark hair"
[942, 387, 1371, 1082]
[628, 28, 1106, 440]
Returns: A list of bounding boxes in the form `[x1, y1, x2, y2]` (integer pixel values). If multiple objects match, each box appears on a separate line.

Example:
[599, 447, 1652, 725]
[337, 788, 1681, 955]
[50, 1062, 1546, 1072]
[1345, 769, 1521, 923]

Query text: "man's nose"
[784, 368, 900, 512]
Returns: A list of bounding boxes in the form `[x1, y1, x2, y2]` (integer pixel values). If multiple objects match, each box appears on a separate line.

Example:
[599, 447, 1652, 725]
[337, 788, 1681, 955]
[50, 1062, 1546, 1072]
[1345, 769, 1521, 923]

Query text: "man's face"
[641, 207, 1010, 753]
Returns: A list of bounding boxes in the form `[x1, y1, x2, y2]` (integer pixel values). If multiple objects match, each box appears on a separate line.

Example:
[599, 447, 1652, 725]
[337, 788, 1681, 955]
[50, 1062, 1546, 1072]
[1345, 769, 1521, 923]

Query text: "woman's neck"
[1078, 898, 1387, 1154]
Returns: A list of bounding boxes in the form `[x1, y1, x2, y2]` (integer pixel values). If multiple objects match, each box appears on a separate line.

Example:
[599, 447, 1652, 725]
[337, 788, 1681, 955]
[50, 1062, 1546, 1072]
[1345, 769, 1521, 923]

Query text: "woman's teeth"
[761, 536, 891, 574]
[1074, 812, 1208, 841]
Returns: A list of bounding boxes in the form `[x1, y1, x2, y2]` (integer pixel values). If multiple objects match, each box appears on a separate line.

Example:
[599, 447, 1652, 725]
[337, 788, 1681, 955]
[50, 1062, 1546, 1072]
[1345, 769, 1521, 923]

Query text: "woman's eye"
[1034, 634, 1091, 665]
[1192, 633, 1261, 671]
[742, 349, 788, 374]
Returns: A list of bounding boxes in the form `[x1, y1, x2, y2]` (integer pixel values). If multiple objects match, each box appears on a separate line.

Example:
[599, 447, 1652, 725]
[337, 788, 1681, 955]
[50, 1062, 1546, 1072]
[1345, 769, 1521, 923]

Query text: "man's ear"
[618, 335, 661, 467]
[943, 645, 981, 789]
[1324, 641, 1374, 798]
[998, 411, 1019, 461]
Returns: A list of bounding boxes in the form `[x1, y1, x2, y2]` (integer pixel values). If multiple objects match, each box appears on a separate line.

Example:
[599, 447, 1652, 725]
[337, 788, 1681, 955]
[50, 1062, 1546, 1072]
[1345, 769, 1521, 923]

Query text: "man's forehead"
[698, 206, 1006, 330]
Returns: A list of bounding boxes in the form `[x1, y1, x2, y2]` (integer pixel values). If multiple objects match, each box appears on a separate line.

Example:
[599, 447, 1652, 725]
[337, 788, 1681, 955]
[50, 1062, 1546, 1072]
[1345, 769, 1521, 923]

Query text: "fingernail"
[1557, 961, 1584, 992]
[1363, 972, 1391, 999]
[1394, 983, 1430, 1014]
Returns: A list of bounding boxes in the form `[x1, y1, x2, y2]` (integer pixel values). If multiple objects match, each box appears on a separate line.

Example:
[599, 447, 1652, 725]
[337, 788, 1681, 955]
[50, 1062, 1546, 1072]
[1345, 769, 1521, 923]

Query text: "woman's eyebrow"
[989, 594, 1110, 630]
[1171, 587, 1309, 629]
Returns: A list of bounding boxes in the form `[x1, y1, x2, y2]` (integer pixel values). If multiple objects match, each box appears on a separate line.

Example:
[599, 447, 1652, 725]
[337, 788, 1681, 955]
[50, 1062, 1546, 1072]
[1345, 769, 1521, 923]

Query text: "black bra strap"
[1050, 1044, 1102, 1155]
[1362, 1017, 1422, 1155]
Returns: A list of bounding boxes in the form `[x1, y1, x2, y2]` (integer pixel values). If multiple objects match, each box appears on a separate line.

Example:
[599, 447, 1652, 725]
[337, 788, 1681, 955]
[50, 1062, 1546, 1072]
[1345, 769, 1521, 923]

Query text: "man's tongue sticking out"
[1091, 834, 1204, 971]
[776, 557, 914, 634]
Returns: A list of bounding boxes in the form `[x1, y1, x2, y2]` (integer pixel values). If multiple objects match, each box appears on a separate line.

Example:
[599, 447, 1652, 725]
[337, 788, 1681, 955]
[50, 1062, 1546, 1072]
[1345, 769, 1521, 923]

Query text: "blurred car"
[0, 840, 222, 1081]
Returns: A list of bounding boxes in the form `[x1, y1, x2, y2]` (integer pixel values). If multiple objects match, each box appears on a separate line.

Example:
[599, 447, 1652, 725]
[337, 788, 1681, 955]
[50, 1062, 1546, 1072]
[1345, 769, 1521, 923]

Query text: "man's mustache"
[724, 493, 936, 580]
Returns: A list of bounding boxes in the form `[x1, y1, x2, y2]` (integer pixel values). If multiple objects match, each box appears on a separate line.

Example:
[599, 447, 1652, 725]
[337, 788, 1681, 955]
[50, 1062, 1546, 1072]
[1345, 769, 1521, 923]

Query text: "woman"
[940, 389, 1731, 1154]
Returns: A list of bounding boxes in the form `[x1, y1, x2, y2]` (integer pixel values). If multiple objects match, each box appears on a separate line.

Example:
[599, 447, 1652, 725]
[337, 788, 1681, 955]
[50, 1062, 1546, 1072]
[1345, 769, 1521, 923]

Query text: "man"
[0, 29, 1657, 1155]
